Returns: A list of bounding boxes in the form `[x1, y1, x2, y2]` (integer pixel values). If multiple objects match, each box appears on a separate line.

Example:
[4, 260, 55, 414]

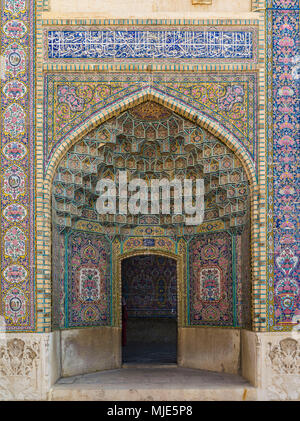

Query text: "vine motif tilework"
[44, 72, 257, 172]
[52, 224, 250, 328]
[189, 232, 242, 327]
[67, 231, 111, 328]
[122, 255, 177, 318]
[0, 0, 35, 330]
[266, 0, 300, 331]
[47, 29, 254, 60]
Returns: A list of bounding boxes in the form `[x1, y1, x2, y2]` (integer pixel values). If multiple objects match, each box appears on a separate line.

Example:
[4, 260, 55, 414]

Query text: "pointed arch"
[38, 87, 261, 331]
[44, 87, 257, 193]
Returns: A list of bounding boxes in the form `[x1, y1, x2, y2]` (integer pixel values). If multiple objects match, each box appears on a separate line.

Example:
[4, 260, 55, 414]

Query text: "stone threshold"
[49, 367, 257, 401]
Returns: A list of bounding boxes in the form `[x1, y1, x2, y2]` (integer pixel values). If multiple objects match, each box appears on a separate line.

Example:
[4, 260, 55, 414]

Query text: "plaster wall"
[178, 327, 241, 374]
[60, 327, 121, 377]
[43, 0, 253, 19]
[241, 329, 258, 386]
[48, 331, 61, 387]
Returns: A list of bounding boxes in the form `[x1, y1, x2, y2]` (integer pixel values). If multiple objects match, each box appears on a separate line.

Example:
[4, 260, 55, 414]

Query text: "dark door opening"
[121, 254, 177, 365]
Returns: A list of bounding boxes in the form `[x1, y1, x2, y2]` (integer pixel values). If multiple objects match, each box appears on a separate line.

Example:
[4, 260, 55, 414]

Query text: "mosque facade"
[0, 0, 299, 401]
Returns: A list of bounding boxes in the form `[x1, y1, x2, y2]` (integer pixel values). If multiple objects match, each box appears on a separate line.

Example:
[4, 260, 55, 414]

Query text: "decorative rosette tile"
[3, 166, 26, 200]
[81, 306, 99, 322]
[4, 287, 27, 324]
[3, 103, 26, 137]
[275, 278, 299, 322]
[79, 268, 101, 302]
[3, 204, 27, 223]
[3, 142, 27, 161]
[3, 20, 27, 38]
[199, 266, 222, 302]
[3, 264, 28, 283]
[4, 0, 26, 15]
[4, 43, 26, 77]
[275, 248, 298, 277]
[4, 226, 27, 259]
[3, 80, 27, 100]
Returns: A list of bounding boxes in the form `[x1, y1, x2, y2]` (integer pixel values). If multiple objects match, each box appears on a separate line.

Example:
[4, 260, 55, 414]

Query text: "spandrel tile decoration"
[0, 0, 299, 402]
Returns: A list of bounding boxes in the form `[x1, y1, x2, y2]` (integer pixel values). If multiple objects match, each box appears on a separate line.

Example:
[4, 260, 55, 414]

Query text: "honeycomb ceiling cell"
[53, 102, 249, 235]
[128, 102, 173, 121]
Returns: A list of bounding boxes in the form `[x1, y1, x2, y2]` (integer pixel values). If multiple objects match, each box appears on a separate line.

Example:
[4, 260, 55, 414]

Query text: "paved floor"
[50, 367, 256, 401]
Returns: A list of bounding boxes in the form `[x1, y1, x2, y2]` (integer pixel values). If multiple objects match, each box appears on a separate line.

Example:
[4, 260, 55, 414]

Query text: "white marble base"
[0, 332, 59, 400]
[241, 330, 300, 400]
[0, 329, 299, 400]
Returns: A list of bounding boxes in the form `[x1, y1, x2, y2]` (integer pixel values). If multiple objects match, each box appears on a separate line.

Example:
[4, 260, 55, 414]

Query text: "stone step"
[50, 367, 256, 401]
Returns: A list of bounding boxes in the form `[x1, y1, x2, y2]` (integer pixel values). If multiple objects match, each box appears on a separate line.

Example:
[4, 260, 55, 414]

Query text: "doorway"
[121, 254, 177, 365]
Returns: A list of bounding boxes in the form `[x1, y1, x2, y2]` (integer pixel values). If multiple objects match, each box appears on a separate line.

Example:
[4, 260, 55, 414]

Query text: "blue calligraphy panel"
[48, 30, 253, 59]
[143, 239, 155, 247]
